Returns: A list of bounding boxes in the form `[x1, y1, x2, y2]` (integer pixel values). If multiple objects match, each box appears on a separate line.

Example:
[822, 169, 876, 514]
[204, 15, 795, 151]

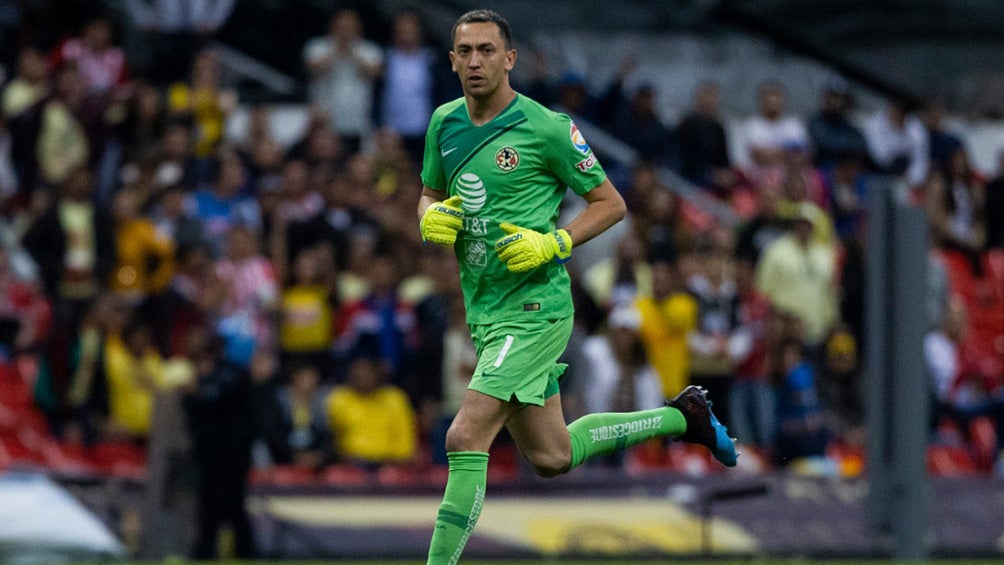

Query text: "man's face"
[450, 22, 515, 99]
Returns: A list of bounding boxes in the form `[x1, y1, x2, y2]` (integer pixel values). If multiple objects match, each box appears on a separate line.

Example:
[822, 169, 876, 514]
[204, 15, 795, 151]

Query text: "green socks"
[427, 451, 489, 565]
[427, 409, 686, 563]
[567, 406, 686, 469]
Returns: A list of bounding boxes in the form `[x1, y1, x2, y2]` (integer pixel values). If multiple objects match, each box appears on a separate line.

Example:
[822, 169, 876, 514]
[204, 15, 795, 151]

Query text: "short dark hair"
[452, 9, 512, 50]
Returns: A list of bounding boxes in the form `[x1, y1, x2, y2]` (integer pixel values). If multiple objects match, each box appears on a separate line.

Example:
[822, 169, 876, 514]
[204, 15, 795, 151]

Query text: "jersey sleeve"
[420, 107, 448, 191]
[543, 113, 607, 196]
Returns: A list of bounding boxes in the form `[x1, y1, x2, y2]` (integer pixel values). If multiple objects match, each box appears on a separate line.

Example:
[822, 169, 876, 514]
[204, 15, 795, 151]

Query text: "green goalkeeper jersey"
[421, 94, 607, 325]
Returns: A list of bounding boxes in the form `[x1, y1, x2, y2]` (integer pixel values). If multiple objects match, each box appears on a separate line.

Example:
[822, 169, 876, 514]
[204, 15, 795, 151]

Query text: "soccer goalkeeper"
[418, 9, 737, 564]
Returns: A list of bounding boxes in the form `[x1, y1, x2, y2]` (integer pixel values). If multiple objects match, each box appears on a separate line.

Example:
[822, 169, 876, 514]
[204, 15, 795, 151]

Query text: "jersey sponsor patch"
[570, 122, 590, 153]
[455, 173, 487, 213]
[495, 146, 520, 172]
[465, 239, 488, 267]
[575, 153, 597, 172]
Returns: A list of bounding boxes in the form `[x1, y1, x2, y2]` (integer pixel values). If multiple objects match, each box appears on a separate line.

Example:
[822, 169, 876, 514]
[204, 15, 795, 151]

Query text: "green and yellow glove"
[419, 195, 464, 245]
[494, 222, 573, 273]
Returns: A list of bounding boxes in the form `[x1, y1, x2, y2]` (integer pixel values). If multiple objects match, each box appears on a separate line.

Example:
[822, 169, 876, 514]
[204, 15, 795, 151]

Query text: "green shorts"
[468, 316, 573, 406]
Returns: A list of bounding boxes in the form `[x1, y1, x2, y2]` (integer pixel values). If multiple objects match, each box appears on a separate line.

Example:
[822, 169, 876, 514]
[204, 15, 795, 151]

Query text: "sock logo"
[587, 416, 662, 443]
[449, 485, 485, 565]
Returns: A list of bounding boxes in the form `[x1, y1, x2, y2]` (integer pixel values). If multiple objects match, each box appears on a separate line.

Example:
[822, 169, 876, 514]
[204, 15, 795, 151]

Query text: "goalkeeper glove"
[420, 195, 464, 245]
[494, 222, 572, 273]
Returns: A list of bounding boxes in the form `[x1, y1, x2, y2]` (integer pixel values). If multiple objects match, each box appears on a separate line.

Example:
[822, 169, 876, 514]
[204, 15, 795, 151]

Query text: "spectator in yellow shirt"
[325, 356, 416, 466]
[635, 260, 698, 399]
[167, 50, 237, 157]
[110, 188, 175, 301]
[104, 319, 163, 438]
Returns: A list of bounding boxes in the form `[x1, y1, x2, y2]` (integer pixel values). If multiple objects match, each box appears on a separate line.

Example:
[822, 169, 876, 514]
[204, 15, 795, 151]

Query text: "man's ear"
[505, 49, 517, 72]
[449, 51, 457, 73]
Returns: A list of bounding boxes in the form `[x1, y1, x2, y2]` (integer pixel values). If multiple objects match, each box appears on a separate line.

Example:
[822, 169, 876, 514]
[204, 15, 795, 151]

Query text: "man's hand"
[420, 195, 464, 245]
[494, 222, 572, 272]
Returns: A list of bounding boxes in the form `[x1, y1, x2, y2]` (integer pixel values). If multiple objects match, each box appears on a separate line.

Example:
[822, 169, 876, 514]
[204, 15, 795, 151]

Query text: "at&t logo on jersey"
[569, 122, 590, 153]
[455, 173, 486, 213]
[495, 146, 519, 172]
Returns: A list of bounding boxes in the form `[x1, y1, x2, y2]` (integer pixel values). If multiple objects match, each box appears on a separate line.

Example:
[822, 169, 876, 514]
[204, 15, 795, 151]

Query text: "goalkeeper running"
[418, 9, 737, 564]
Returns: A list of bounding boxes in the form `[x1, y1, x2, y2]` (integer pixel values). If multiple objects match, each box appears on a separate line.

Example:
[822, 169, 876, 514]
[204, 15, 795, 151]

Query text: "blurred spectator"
[635, 260, 698, 398]
[581, 306, 663, 415]
[62, 294, 121, 443]
[325, 356, 417, 466]
[863, 100, 929, 187]
[150, 183, 205, 252]
[3, 47, 49, 198]
[429, 294, 476, 466]
[104, 319, 163, 439]
[189, 154, 259, 255]
[633, 180, 683, 264]
[736, 182, 785, 266]
[774, 337, 829, 463]
[278, 247, 336, 376]
[925, 146, 986, 270]
[806, 78, 867, 169]
[818, 324, 863, 445]
[922, 101, 964, 172]
[925, 299, 1004, 461]
[409, 248, 458, 425]
[676, 81, 736, 193]
[0, 246, 49, 359]
[2, 47, 48, 119]
[168, 50, 237, 158]
[822, 151, 868, 243]
[378, 11, 449, 164]
[181, 325, 256, 559]
[213, 224, 278, 367]
[118, 81, 166, 164]
[582, 232, 652, 311]
[38, 64, 90, 187]
[755, 203, 838, 348]
[611, 84, 677, 168]
[109, 188, 175, 304]
[335, 254, 417, 385]
[727, 262, 775, 449]
[125, 0, 236, 86]
[0, 117, 16, 205]
[276, 159, 323, 223]
[158, 244, 216, 356]
[269, 363, 331, 469]
[687, 238, 739, 368]
[303, 8, 383, 154]
[985, 149, 1004, 249]
[51, 17, 128, 96]
[741, 81, 809, 171]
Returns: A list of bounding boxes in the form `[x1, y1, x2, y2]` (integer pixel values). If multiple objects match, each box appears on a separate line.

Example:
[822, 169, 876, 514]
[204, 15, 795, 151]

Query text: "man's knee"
[526, 451, 570, 478]
[445, 420, 487, 453]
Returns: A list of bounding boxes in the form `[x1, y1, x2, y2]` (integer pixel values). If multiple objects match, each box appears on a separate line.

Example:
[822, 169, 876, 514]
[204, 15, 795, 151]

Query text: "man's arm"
[562, 178, 626, 247]
[417, 186, 448, 220]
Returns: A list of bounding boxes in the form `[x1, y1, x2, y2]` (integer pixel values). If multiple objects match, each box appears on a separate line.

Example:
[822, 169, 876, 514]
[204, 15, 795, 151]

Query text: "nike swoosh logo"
[441, 147, 457, 156]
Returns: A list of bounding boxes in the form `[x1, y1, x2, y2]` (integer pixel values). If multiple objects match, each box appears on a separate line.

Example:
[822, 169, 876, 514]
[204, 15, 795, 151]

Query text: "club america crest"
[495, 146, 519, 172]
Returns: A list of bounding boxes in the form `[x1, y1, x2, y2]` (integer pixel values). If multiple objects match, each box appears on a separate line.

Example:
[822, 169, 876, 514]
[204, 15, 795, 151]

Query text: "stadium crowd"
[0, 5, 1003, 492]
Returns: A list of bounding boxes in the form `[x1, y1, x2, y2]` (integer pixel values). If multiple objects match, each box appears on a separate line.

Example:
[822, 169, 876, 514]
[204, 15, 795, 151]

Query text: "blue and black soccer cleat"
[668, 385, 738, 467]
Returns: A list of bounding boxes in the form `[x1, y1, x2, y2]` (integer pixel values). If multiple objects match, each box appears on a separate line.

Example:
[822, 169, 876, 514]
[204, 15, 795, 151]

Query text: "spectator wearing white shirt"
[742, 81, 810, 171]
[304, 9, 383, 155]
[379, 11, 436, 165]
[863, 100, 930, 188]
[580, 306, 663, 416]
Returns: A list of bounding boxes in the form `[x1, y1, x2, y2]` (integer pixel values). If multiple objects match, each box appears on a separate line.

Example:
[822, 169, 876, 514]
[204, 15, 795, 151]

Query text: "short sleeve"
[420, 107, 447, 191]
[544, 113, 607, 196]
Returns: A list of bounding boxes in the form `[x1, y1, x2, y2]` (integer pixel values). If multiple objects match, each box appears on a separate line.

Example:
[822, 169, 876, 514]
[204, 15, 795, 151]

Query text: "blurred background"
[0, 0, 1002, 562]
